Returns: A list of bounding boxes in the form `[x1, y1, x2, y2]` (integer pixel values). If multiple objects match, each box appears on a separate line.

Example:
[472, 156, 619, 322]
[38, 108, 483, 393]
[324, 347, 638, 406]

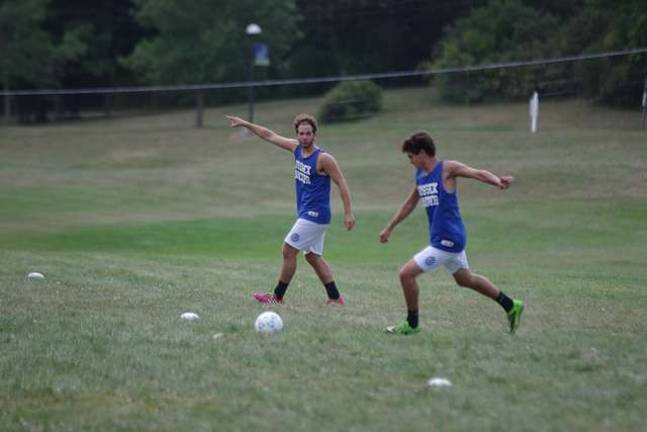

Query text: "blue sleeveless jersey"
[416, 161, 466, 252]
[294, 146, 331, 224]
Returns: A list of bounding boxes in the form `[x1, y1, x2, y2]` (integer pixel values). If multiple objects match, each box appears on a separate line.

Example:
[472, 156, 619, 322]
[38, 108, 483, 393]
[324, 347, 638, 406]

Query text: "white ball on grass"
[254, 311, 283, 335]
[27, 272, 45, 280]
[428, 377, 452, 387]
[180, 312, 200, 321]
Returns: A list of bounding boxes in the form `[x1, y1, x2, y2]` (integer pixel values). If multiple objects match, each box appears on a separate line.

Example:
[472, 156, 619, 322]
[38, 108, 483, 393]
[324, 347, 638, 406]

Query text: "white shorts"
[413, 246, 469, 274]
[284, 218, 329, 256]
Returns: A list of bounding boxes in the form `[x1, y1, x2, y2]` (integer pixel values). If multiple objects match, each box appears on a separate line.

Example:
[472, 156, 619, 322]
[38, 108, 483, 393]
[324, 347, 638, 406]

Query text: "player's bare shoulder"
[317, 151, 338, 175]
[442, 160, 464, 178]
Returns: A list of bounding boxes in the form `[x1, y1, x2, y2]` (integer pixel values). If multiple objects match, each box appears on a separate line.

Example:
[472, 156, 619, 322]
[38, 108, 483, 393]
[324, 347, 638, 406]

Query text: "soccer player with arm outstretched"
[379, 131, 523, 334]
[226, 114, 354, 304]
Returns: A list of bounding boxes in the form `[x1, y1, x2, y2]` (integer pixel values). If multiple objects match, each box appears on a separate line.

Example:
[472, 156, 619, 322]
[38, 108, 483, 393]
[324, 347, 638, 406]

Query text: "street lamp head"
[246, 23, 262, 35]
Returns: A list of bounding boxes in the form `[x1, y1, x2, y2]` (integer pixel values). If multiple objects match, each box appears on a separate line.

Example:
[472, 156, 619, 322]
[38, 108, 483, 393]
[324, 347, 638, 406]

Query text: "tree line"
[1, 0, 645, 114]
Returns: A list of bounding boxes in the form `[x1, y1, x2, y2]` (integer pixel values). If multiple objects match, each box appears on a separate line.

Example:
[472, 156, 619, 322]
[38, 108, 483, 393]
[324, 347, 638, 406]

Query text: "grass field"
[1, 88, 647, 431]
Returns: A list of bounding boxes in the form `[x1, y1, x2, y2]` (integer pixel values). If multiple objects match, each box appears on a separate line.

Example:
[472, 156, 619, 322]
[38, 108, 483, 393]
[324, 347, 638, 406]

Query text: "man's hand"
[226, 115, 246, 128]
[226, 116, 297, 152]
[379, 228, 392, 243]
[344, 213, 355, 231]
[499, 176, 514, 190]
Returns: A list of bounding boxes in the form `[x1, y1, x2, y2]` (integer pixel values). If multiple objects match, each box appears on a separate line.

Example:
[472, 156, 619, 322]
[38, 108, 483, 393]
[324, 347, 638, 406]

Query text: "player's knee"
[282, 244, 297, 260]
[399, 266, 415, 282]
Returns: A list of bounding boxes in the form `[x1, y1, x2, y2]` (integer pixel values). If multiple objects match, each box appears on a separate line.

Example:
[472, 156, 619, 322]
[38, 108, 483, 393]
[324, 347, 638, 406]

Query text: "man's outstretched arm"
[226, 115, 298, 152]
[445, 160, 513, 189]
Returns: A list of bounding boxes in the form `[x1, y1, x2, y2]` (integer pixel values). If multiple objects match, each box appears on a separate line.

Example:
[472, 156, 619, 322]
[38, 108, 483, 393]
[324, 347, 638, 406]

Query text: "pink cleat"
[252, 292, 283, 304]
[326, 295, 345, 305]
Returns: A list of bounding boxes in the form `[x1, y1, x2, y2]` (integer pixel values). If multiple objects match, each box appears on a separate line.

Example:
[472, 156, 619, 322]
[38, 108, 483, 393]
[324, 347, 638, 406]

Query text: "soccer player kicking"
[226, 113, 355, 304]
[379, 131, 524, 334]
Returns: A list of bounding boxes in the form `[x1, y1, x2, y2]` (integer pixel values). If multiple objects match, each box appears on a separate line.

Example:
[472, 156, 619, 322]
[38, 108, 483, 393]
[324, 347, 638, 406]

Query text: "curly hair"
[293, 113, 318, 134]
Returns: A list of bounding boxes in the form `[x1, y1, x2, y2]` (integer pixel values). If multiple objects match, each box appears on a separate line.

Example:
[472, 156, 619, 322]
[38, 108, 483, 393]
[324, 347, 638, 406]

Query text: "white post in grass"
[529, 90, 539, 133]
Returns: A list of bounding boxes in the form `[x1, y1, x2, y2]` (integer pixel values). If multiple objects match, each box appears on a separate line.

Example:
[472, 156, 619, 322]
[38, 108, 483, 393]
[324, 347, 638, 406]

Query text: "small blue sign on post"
[254, 43, 270, 67]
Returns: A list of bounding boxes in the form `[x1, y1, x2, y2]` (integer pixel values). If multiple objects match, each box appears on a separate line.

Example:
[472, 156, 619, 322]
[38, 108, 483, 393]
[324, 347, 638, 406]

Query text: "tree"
[45, 0, 144, 88]
[1, 0, 141, 121]
[430, 0, 562, 103]
[123, 0, 300, 86]
[568, 0, 647, 106]
[292, 0, 472, 80]
[0, 0, 56, 121]
[521, 0, 584, 19]
[0, 0, 54, 90]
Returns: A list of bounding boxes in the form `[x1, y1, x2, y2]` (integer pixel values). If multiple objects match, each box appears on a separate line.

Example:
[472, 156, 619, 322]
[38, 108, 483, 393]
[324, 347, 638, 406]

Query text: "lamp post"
[246, 23, 262, 123]
[642, 77, 646, 130]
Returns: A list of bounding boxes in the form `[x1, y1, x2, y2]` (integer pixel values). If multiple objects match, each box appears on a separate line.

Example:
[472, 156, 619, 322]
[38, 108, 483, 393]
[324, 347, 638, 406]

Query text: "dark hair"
[293, 113, 318, 134]
[401, 131, 436, 157]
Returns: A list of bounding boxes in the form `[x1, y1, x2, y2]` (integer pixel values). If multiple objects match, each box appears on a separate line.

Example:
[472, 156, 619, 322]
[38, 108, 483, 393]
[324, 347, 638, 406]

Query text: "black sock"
[274, 281, 289, 300]
[324, 281, 340, 300]
[407, 310, 419, 329]
[496, 291, 514, 313]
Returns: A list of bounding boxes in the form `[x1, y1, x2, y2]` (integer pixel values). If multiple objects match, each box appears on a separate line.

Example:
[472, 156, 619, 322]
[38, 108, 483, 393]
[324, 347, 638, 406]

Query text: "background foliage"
[1, 0, 646, 110]
[123, 0, 299, 86]
[430, 0, 647, 105]
[430, 0, 563, 102]
[318, 80, 383, 123]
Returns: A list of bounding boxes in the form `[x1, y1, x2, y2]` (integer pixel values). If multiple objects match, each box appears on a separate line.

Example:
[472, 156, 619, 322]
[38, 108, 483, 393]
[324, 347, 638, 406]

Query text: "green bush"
[319, 80, 383, 123]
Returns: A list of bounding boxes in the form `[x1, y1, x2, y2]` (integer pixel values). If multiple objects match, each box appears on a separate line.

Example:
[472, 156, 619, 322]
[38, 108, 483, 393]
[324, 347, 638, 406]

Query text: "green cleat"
[507, 299, 524, 334]
[385, 321, 420, 335]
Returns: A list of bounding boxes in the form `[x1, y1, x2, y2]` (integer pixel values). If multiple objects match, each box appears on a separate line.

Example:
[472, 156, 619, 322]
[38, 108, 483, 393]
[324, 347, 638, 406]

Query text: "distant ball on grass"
[180, 312, 200, 321]
[27, 272, 45, 281]
[428, 377, 452, 387]
[254, 311, 283, 335]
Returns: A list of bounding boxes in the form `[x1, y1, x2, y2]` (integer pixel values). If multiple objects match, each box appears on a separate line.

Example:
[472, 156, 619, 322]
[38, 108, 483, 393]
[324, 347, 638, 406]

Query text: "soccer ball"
[254, 311, 283, 335]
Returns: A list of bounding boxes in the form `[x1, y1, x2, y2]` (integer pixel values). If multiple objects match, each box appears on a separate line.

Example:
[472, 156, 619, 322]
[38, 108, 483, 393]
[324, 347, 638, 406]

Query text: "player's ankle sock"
[407, 310, 419, 329]
[324, 281, 340, 300]
[496, 291, 513, 313]
[274, 281, 289, 300]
